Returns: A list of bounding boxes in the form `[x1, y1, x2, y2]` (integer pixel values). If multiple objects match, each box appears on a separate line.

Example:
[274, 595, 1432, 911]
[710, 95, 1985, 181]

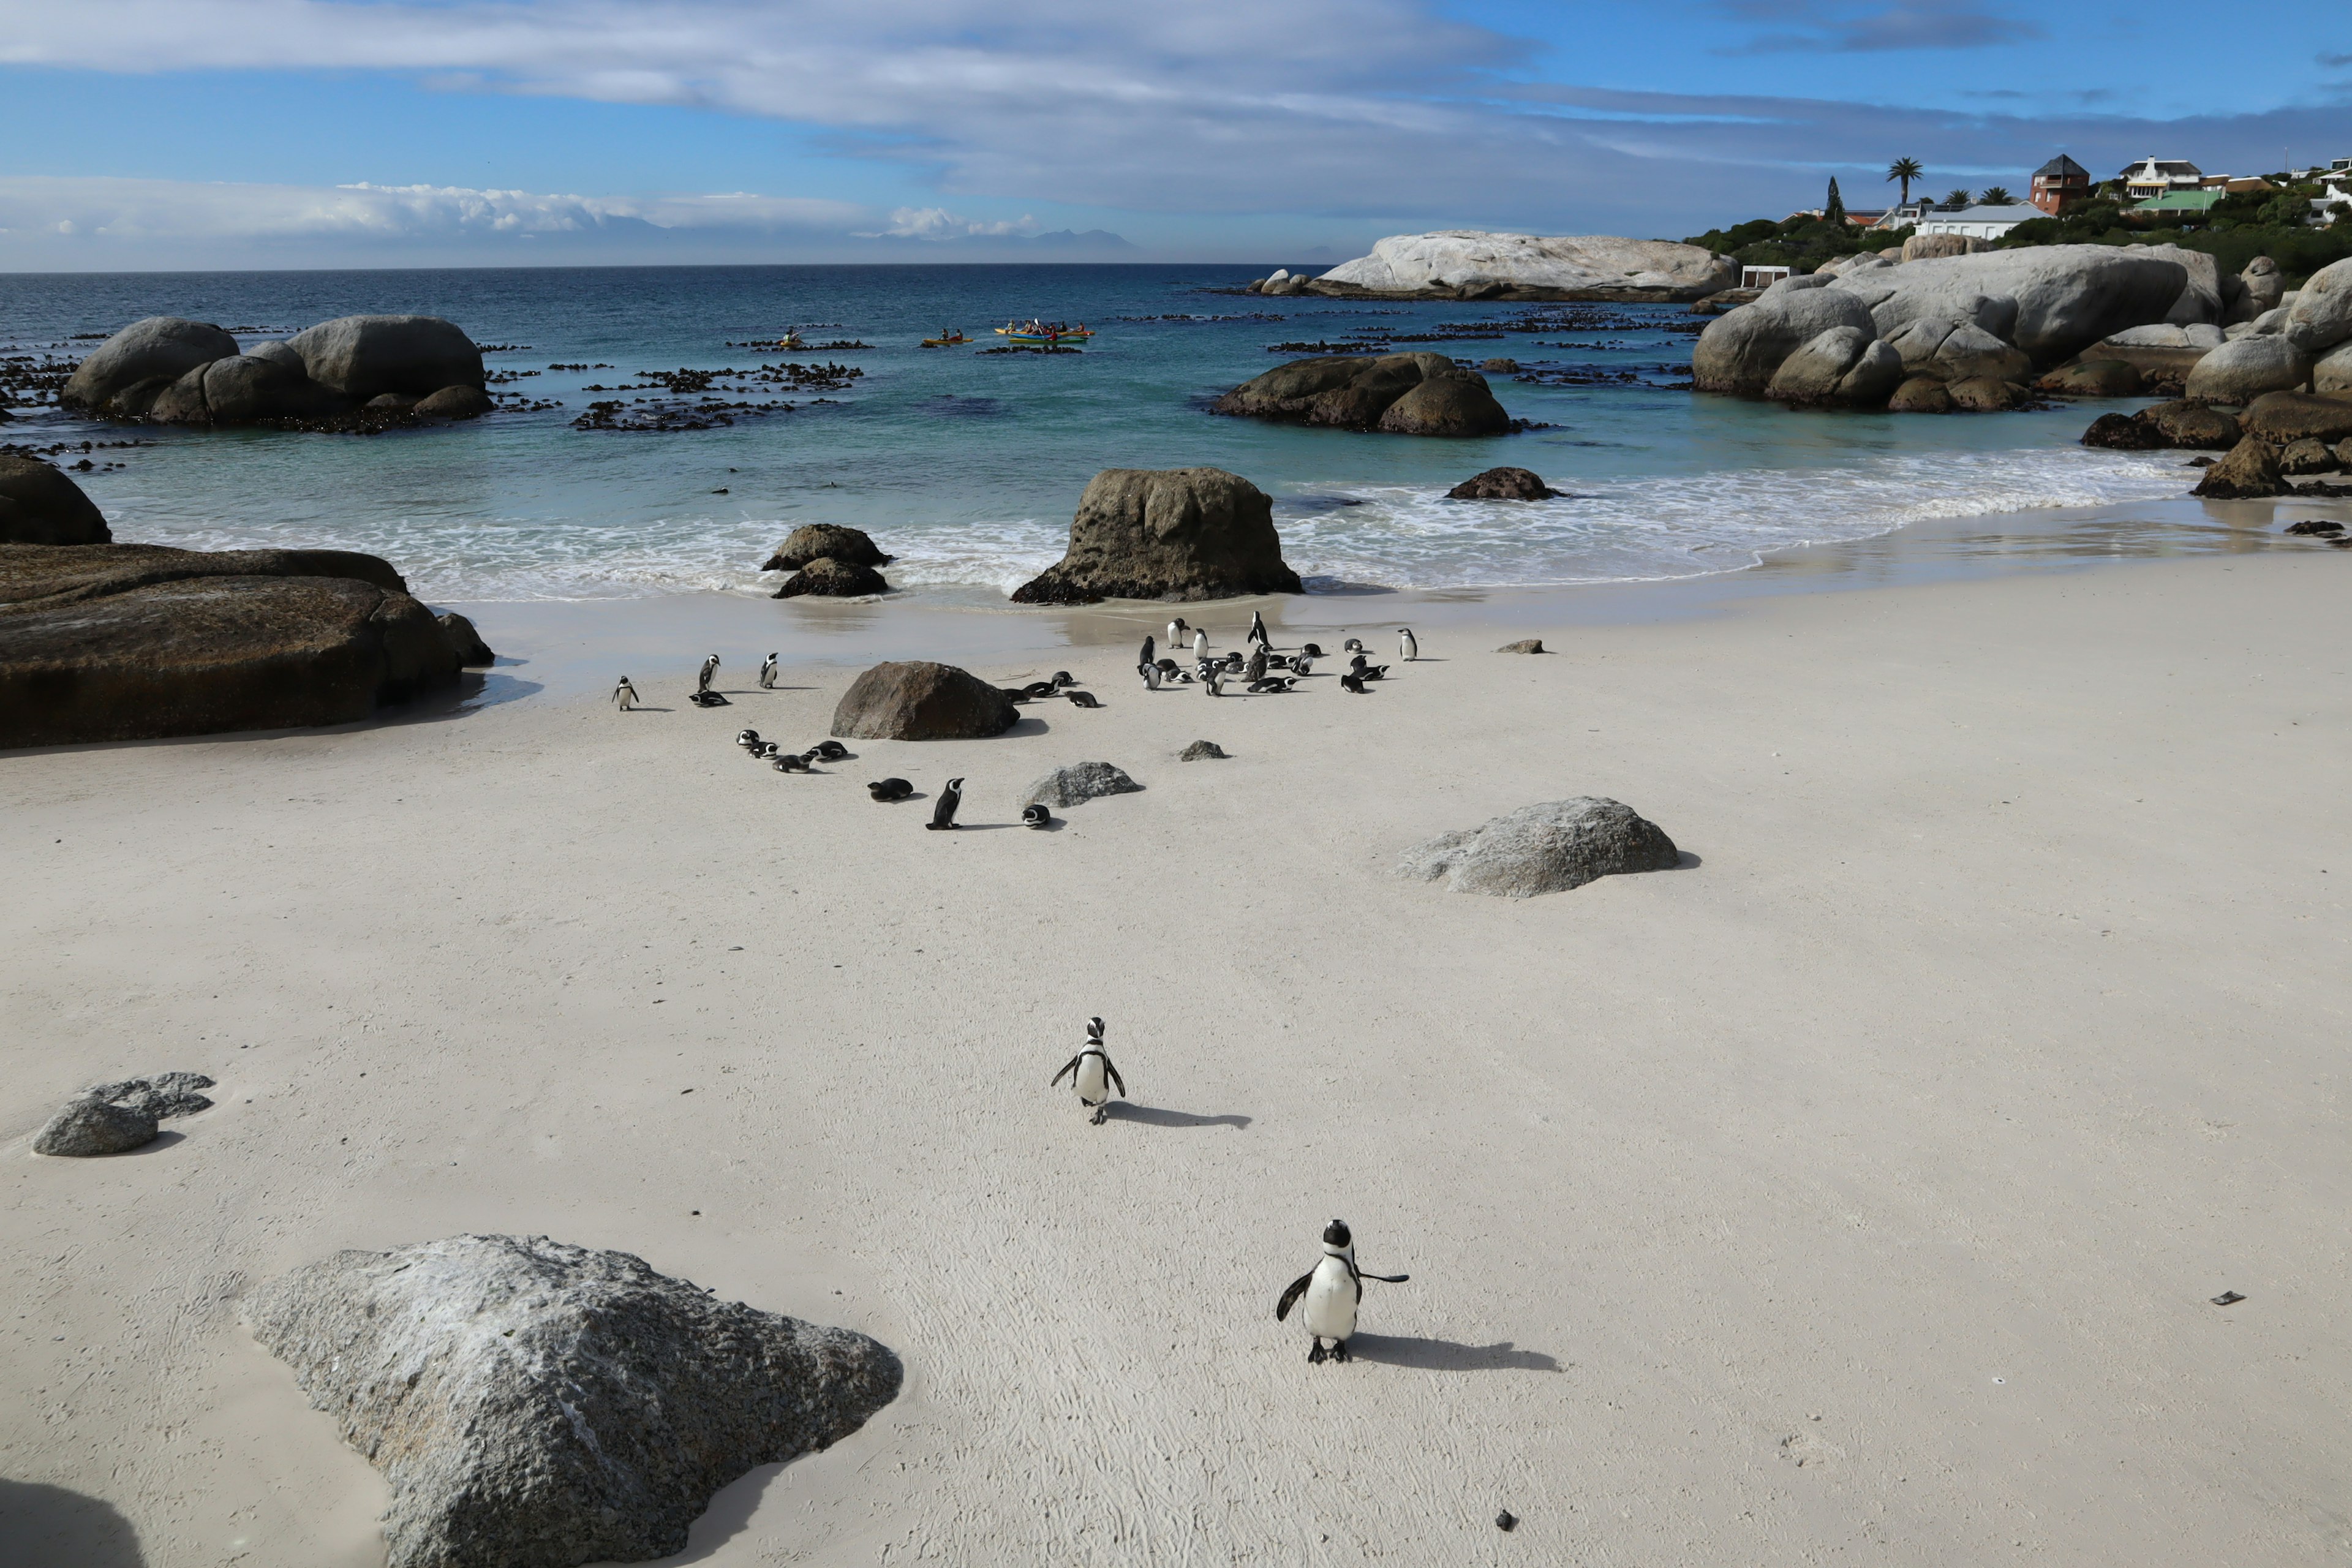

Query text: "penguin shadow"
[1341, 1333, 1560, 1373]
[1101, 1103, 1251, 1130]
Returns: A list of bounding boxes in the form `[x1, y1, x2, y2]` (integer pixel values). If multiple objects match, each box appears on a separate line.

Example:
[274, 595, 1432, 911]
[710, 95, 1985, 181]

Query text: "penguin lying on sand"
[1247, 676, 1297, 694]
[1052, 671, 1077, 689]
[1050, 1016, 1125, 1124]
[1276, 1220, 1408, 1363]
[1340, 673, 1368, 695]
[810, 740, 850, 761]
[688, 691, 732, 707]
[612, 677, 640, 710]
[1065, 690, 1101, 709]
[772, 752, 811, 772]
[1022, 803, 1052, 829]
[736, 728, 763, 750]
[925, 777, 964, 829]
[1291, 654, 1316, 676]
[1299, 643, 1325, 660]
[1016, 680, 1058, 701]
[1342, 638, 1365, 655]
[868, 778, 914, 802]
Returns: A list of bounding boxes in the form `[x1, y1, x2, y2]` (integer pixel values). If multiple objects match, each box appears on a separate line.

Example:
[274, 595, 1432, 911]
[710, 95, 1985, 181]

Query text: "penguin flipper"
[1104, 1058, 1125, 1098]
[1360, 1272, 1411, 1283]
[1050, 1055, 1081, 1087]
[1276, 1272, 1314, 1322]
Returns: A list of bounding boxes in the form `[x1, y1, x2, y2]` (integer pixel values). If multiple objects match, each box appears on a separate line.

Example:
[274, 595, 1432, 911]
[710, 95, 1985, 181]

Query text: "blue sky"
[1, 0, 2346, 268]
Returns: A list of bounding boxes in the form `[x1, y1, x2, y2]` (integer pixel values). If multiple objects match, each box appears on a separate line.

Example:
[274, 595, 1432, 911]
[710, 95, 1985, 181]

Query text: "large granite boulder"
[1021, 761, 1143, 809]
[0, 544, 464, 748]
[831, 659, 1018, 739]
[1011, 467, 1302, 605]
[248, 1234, 900, 1568]
[2282, 257, 2352, 356]
[2146, 399, 2244, 448]
[1888, 375, 1953, 413]
[1692, 281, 1879, 394]
[1447, 467, 1555, 500]
[774, 557, 889, 598]
[2279, 437, 2337, 475]
[2038, 360, 2143, 397]
[1763, 326, 1903, 405]
[2192, 437, 2286, 499]
[2135, 242, 2225, 325]
[1826, 246, 2188, 366]
[287, 315, 484, 400]
[762, 524, 892, 572]
[1901, 233, 1984, 262]
[138, 353, 351, 426]
[0, 456, 111, 546]
[1311, 232, 1734, 302]
[2236, 256, 2285, 318]
[1395, 796, 1679, 899]
[2184, 336, 2310, 402]
[2239, 391, 2352, 445]
[60, 317, 240, 412]
[2316, 342, 2352, 396]
[411, 385, 493, 421]
[1215, 353, 1508, 435]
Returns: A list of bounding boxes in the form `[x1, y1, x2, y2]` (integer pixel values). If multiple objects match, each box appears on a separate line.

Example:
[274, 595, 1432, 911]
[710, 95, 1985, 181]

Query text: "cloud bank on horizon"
[1, 0, 2346, 267]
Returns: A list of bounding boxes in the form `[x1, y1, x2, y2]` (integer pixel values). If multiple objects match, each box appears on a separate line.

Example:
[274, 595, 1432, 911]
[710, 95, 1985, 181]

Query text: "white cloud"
[861, 206, 1038, 239]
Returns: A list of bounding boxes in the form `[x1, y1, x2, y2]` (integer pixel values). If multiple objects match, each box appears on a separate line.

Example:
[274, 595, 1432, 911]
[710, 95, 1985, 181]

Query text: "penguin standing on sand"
[1050, 1016, 1126, 1124]
[612, 677, 640, 711]
[698, 654, 721, 695]
[1192, 627, 1208, 657]
[1399, 628, 1418, 663]
[1243, 646, 1267, 684]
[926, 777, 964, 829]
[1276, 1220, 1409, 1363]
[1142, 662, 1163, 691]
[1247, 610, 1270, 648]
[1167, 617, 1191, 649]
[1138, 633, 1156, 674]
[760, 652, 780, 689]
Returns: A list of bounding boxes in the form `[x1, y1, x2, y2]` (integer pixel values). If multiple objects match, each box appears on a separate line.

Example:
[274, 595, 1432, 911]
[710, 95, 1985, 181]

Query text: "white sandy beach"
[4, 548, 2349, 1567]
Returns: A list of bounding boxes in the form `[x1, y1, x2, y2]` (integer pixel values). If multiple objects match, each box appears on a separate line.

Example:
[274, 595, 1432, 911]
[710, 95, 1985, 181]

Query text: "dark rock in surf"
[1447, 467, 1555, 500]
[762, 524, 893, 572]
[2192, 437, 2286, 499]
[775, 557, 889, 598]
[1011, 467, 1302, 604]
[0, 456, 111, 546]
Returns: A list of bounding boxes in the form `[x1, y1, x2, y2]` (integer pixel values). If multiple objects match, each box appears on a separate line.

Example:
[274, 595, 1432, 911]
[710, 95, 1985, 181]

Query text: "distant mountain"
[1012, 229, 1140, 251]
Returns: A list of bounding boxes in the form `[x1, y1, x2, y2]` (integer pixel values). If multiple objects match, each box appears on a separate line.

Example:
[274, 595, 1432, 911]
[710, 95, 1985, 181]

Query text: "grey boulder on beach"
[247, 1234, 902, 1568]
[1396, 796, 1679, 898]
[1022, 761, 1143, 808]
[32, 1072, 216, 1156]
[1011, 467, 1303, 604]
[831, 658, 1018, 739]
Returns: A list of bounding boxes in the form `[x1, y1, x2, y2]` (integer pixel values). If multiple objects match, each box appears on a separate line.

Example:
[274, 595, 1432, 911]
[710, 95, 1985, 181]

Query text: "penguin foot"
[1331, 1340, 1351, 1364]
[1090, 1106, 1107, 1125]
[1306, 1341, 1327, 1364]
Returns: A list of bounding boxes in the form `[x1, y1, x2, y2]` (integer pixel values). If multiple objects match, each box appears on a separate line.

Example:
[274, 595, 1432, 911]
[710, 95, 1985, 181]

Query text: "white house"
[1913, 203, 2045, 241]
[2118, 157, 2203, 200]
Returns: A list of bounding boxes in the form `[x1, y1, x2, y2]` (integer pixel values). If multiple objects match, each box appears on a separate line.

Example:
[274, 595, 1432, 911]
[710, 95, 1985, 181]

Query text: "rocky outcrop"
[831, 659, 1018, 740]
[2134, 242, 2226, 325]
[1692, 282, 1879, 395]
[1826, 246, 2188, 366]
[411, 385, 493, 421]
[2184, 336, 2310, 402]
[2316, 342, 2352, 396]
[2192, 437, 2286, 499]
[0, 456, 111, 546]
[248, 1234, 901, 1568]
[1310, 232, 1735, 302]
[1496, 638, 1546, 653]
[774, 558, 889, 598]
[1011, 468, 1302, 605]
[2236, 256, 2285, 319]
[1884, 316, 2034, 384]
[1764, 326, 1904, 405]
[2081, 411, 2162, 448]
[762, 524, 893, 573]
[1900, 233, 1986, 263]
[1215, 353, 1509, 437]
[1947, 376, 2029, 412]
[0, 544, 466, 748]
[1447, 467, 1555, 500]
[2281, 257, 2352, 356]
[435, 611, 495, 666]
[2279, 437, 2337, 475]
[287, 315, 485, 400]
[1020, 761, 1143, 808]
[1888, 375, 1953, 413]
[2239, 391, 2352, 444]
[1178, 739, 1229, 760]
[59, 317, 241, 411]
[1393, 796, 1679, 899]
[2037, 360, 2143, 397]
[32, 1073, 215, 1156]
[2079, 399, 2241, 451]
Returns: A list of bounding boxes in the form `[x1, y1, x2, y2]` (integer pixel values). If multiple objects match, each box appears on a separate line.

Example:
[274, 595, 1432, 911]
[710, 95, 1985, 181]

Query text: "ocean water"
[4, 264, 2196, 603]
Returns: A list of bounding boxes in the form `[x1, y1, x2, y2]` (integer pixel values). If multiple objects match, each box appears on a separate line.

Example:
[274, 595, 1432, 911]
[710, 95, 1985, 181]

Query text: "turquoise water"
[6, 264, 2193, 602]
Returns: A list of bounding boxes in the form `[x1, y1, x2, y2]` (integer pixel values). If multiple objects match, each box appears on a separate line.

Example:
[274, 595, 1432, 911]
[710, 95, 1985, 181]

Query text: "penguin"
[1264, 652, 1291, 671]
[1299, 643, 1325, 659]
[1167, 617, 1191, 648]
[1399, 628, 1418, 662]
[1017, 680, 1058, 701]
[1049, 1016, 1126, 1124]
[759, 652, 780, 688]
[926, 777, 964, 830]
[1247, 676, 1297, 693]
[688, 690, 731, 707]
[1156, 657, 1182, 676]
[1243, 647, 1267, 684]
[612, 677, 640, 711]
[1340, 672, 1368, 695]
[868, 777, 914, 802]
[1191, 627, 1208, 657]
[1275, 1219, 1409, 1363]
[1138, 633, 1155, 673]
[1052, 671, 1077, 689]
[736, 728, 763, 750]
[1222, 651, 1246, 672]
[1142, 663, 1163, 691]
[811, 740, 849, 761]
[1247, 610, 1270, 648]
[1065, 690, 1101, 709]
[698, 654, 721, 695]
[1358, 663, 1389, 682]
[772, 752, 810, 772]
[1342, 638, 1364, 655]
[1291, 654, 1316, 677]
[1205, 667, 1226, 698]
[1022, 803, 1052, 829]
[755, 741, 780, 759]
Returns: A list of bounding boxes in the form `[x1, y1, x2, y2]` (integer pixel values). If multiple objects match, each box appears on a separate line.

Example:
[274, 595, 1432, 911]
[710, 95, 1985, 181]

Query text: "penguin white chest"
[1302, 1257, 1359, 1341]
[1074, 1053, 1109, 1105]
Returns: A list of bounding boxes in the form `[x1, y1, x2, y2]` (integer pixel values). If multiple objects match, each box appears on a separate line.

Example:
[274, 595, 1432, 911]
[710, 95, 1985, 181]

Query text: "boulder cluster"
[761, 522, 894, 598]
[1214, 353, 1510, 438]
[1251, 232, 1736, 303]
[61, 314, 491, 429]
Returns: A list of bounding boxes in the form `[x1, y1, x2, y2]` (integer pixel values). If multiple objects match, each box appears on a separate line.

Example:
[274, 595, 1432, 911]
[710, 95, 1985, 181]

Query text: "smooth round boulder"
[1496, 638, 1546, 653]
[1011, 467, 1302, 605]
[2281, 257, 2352, 356]
[1374, 373, 1510, 435]
[829, 660, 1018, 741]
[2316, 342, 2352, 396]
[1766, 325, 1875, 404]
[199, 355, 346, 423]
[1216, 352, 1504, 434]
[1393, 796, 1679, 899]
[1020, 761, 1143, 809]
[2038, 360, 2143, 397]
[2081, 411, 2163, 449]
[1888, 375, 1953, 413]
[2239, 391, 2352, 445]
[774, 557, 889, 598]
[2192, 437, 2286, 499]
[1947, 377, 2027, 412]
[2146, 401, 2243, 449]
[762, 524, 892, 572]
[364, 393, 421, 415]
[410, 385, 493, 421]
[0, 456, 111, 545]
[61, 317, 240, 411]
[1692, 285, 1879, 394]
[1447, 467, 1554, 500]
[2184, 336, 2310, 402]
[149, 366, 214, 424]
[287, 315, 485, 401]
[2278, 437, 2335, 475]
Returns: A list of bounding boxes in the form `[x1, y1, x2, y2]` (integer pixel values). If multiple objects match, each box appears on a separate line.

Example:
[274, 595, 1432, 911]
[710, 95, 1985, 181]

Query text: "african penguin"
[1142, 663, 1163, 691]
[1243, 647, 1267, 684]
[1049, 1016, 1126, 1124]
[1022, 803, 1052, 829]
[1275, 1219, 1409, 1363]
[772, 752, 810, 773]
[1340, 672, 1368, 695]
[611, 677, 640, 711]
[698, 654, 721, 694]
[868, 777, 914, 802]
[1299, 643, 1325, 660]
[1167, 617, 1191, 648]
[1138, 633, 1156, 673]
[1342, 638, 1364, 654]
[925, 777, 964, 829]
[736, 728, 762, 750]
[1247, 610, 1270, 648]
[1192, 627, 1208, 657]
[1065, 690, 1101, 709]
[760, 652, 780, 688]
[1398, 628, 1417, 662]
[812, 740, 850, 761]
[1291, 654, 1316, 676]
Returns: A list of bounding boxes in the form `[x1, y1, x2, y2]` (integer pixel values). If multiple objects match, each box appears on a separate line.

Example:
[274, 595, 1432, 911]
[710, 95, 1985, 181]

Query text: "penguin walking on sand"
[1276, 1220, 1409, 1363]
[1399, 628, 1418, 663]
[926, 777, 964, 829]
[612, 676, 640, 711]
[1050, 1016, 1126, 1124]
[1247, 610, 1270, 649]
[698, 654, 721, 695]
[759, 652, 779, 688]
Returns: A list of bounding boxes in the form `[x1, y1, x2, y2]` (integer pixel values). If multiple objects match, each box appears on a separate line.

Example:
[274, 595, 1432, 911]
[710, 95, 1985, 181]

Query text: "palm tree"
[1943, 189, 1972, 208]
[1979, 186, 2015, 206]
[1886, 157, 1923, 205]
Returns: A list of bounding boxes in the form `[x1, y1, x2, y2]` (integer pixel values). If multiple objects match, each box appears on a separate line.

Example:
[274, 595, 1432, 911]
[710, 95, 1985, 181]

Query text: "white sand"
[3, 552, 2347, 1567]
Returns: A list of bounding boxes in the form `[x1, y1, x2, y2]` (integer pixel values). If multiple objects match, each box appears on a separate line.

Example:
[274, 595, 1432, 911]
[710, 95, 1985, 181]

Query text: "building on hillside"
[1740, 265, 1793, 289]
[2313, 168, 2351, 224]
[2030, 155, 2091, 214]
[2132, 189, 2225, 222]
[1913, 203, 2045, 241]
[2201, 175, 2277, 195]
[2119, 157, 2204, 200]
[1871, 200, 1932, 230]
[1841, 208, 1888, 228]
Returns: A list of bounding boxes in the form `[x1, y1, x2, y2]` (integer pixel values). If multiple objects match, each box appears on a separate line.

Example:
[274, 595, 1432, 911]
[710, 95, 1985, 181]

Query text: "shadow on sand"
[0, 1479, 145, 1568]
[1104, 1103, 1251, 1130]
[1342, 1335, 1561, 1373]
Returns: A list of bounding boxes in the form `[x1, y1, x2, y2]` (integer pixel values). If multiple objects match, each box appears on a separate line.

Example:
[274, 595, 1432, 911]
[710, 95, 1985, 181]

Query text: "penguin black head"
[1322, 1219, 1351, 1249]
[1022, 803, 1051, 828]
[1088, 1016, 1104, 1039]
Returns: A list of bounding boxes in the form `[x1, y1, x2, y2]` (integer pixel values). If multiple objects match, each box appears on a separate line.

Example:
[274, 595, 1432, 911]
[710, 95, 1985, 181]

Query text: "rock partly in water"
[2146, 400, 2244, 449]
[435, 611, 495, 666]
[1692, 284, 1880, 395]
[0, 456, 112, 546]
[1446, 466, 1555, 500]
[774, 558, 890, 598]
[410, 385, 494, 421]
[1011, 467, 1302, 605]
[2081, 411, 2165, 449]
[830, 660, 1019, 741]
[1309, 232, 1734, 302]
[1826, 245, 2190, 366]
[60, 317, 243, 412]
[2239, 390, 2352, 445]
[1021, 761, 1144, 808]
[1764, 326, 1903, 406]
[0, 544, 465, 748]
[1495, 638, 1546, 653]
[1375, 372, 1513, 435]
[1481, 358, 1519, 374]
[1394, 796, 1679, 899]
[2279, 437, 2337, 475]
[1178, 739, 1228, 760]
[1947, 376, 2030, 413]
[287, 315, 485, 401]
[2038, 360, 2143, 397]
[247, 1234, 902, 1568]
[1214, 353, 1509, 437]
[2183, 336, 2310, 402]
[194, 354, 347, 424]
[762, 524, 894, 573]
[2192, 437, 2286, 499]
[1888, 375, 1954, 413]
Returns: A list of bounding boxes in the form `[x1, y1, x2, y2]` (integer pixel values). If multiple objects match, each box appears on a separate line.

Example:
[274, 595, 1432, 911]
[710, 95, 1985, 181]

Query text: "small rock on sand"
[1496, 638, 1545, 654]
[32, 1072, 217, 1156]
[1022, 761, 1144, 807]
[1395, 796, 1678, 898]
[1179, 740, 1229, 760]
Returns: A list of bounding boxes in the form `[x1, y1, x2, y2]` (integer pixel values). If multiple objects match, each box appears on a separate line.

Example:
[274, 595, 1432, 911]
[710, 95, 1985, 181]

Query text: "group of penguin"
[609, 651, 771, 713]
[1054, 1016, 1409, 1365]
[724, 729, 1019, 831]
[1139, 610, 1415, 698]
